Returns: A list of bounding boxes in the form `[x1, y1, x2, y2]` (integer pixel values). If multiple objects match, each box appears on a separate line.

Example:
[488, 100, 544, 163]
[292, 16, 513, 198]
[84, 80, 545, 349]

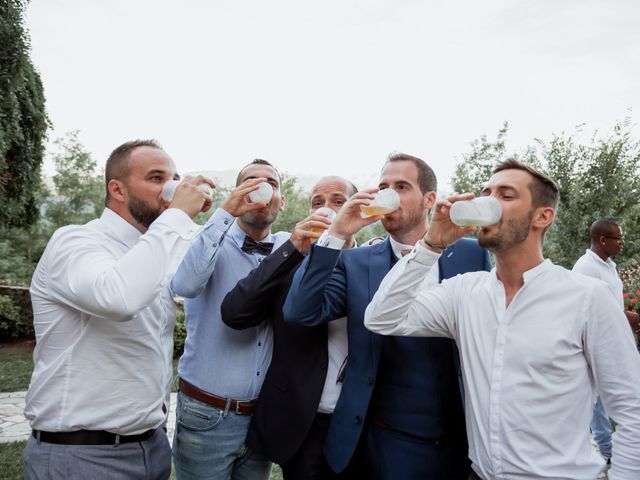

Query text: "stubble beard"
[479, 211, 533, 253]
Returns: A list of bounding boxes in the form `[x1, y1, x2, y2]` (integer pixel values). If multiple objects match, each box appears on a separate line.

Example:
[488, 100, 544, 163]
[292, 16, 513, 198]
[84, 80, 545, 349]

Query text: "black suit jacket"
[221, 240, 328, 464]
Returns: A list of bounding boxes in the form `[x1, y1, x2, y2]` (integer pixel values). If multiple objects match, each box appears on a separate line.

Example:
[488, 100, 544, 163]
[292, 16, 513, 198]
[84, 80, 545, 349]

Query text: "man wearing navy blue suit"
[283, 153, 491, 479]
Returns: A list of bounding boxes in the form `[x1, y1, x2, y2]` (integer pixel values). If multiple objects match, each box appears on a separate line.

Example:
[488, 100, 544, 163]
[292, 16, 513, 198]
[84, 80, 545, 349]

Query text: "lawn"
[0, 341, 33, 392]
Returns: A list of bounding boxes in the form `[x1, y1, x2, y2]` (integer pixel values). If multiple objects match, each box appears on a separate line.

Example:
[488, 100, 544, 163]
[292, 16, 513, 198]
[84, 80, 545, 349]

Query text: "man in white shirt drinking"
[24, 140, 215, 480]
[365, 159, 640, 480]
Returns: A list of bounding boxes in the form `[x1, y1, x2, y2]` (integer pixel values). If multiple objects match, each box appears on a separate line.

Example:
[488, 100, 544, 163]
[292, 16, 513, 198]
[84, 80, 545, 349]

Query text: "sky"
[24, 0, 640, 190]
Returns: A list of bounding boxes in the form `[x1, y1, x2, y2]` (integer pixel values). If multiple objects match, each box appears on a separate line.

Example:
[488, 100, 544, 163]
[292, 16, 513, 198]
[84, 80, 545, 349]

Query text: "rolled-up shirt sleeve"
[364, 241, 457, 340]
[46, 208, 199, 320]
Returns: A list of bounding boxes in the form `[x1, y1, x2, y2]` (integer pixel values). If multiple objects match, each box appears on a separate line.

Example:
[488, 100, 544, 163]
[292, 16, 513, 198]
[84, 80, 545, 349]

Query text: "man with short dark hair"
[284, 153, 491, 478]
[365, 159, 640, 479]
[171, 159, 287, 479]
[24, 140, 214, 479]
[573, 219, 639, 472]
[222, 176, 357, 479]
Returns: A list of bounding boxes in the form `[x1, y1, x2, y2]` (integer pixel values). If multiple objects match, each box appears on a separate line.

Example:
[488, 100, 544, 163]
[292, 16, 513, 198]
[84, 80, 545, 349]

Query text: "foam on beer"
[361, 189, 400, 218]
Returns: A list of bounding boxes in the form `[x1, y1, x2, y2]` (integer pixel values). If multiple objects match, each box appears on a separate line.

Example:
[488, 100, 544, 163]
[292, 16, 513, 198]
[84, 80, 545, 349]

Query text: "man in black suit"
[221, 176, 357, 479]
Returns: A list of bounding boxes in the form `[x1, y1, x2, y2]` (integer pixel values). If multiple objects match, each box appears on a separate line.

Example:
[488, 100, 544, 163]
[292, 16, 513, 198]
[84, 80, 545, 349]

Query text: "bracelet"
[422, 238, 447, 253]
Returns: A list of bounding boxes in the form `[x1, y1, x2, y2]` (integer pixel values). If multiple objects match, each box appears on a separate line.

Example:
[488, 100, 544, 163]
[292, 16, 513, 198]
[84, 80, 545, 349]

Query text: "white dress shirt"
[365, 242, 640, 480]
[25, 208, 200, 435]
[573, 249, 624, 309]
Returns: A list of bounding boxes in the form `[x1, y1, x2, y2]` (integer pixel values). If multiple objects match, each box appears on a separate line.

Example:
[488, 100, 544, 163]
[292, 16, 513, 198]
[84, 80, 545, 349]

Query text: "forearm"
[222, 241, 303, 329]
[365, 242, 454, 338]
[283, 244, 344, 326]
[171, 208, 234, 297]
[49, 209, 199, 319]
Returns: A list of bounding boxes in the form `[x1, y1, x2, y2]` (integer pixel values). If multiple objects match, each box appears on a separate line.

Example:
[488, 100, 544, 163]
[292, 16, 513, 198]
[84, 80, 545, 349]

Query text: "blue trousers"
[172, 391, 272, 480]
[591, 396, 612, 459]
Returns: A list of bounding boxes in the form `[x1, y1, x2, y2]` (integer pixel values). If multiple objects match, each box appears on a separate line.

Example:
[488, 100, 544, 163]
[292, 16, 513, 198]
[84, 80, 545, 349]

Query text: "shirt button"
[224, 220, 229, 225]
[258, 258, 262, 263]
[257, 371, 260, 376]
[258, 342, 262, 346]
[354, 415, 362, 424]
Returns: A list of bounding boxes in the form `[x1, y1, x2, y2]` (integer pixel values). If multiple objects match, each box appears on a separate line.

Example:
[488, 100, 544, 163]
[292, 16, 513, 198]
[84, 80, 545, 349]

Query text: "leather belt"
[32, 428, 156, 445]
[178, 378, 256, 415]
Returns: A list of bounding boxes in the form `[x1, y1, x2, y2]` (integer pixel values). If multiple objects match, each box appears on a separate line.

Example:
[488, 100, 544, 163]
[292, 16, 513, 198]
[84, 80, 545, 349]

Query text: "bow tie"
[241, 236, 274, 255]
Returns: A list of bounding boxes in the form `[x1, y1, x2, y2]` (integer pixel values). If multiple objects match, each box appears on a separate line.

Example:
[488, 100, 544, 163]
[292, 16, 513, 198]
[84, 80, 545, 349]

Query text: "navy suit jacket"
[283, 237, 491, 473]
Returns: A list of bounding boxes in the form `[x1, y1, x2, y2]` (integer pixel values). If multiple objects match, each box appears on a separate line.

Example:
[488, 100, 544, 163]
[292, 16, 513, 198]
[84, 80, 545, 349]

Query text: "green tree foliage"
[544, 119, 640, 268]
[44, 131, 104, 229]
[0, 0, 49, 227]
[272, 173, 310, 234]
[450, 119, 640, 269]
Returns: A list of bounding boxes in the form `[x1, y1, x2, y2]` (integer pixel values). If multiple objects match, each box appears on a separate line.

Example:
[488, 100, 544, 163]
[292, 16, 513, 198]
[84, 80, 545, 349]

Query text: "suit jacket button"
[354, 415, 362, 424]
[283, 251, 288, 257]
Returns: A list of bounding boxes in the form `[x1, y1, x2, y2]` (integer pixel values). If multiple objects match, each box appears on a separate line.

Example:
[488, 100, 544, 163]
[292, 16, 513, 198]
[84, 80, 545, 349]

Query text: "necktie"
[241, 236, 274, 255]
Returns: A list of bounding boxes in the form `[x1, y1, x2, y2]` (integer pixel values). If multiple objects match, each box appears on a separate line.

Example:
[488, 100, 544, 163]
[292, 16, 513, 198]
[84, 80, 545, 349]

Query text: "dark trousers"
[364, 420, 469, 480]
[280, 413, 339, 480]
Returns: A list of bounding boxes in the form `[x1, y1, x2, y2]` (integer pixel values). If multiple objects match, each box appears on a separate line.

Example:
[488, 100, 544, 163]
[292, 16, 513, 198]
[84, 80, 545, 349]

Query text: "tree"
[272, 173, 310, 234]
[450, 119, 640, 269]
[44, 131, 104, 229]
[0, 0, 49, 227]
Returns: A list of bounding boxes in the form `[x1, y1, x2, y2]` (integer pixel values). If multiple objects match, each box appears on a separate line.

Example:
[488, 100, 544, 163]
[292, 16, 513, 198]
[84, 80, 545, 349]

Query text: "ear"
[532, 206, 555, 231]
[279, 194, 286, 212]
[422, 191, 437, 211]
[107, 179, 127, 204]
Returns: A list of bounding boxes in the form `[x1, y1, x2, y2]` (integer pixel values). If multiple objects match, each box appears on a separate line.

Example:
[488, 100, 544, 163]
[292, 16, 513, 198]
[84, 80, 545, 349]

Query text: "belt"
[32, 428, 156, 446]
[178, 378, 256, 415]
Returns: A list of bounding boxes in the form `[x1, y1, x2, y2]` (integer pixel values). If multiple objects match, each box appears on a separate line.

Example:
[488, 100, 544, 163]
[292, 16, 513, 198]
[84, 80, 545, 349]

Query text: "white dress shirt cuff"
[154, 208, 201, 240]
[317, 231, 346, 250]
[408, 241, 441, 266]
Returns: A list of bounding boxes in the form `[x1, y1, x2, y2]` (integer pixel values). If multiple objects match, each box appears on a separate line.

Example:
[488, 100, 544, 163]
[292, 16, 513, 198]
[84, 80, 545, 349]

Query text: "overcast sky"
[25, 0, 640, 189]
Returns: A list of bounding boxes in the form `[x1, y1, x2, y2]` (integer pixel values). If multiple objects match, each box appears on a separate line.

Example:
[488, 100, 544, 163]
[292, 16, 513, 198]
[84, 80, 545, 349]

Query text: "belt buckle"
[234, 401, 246, 415]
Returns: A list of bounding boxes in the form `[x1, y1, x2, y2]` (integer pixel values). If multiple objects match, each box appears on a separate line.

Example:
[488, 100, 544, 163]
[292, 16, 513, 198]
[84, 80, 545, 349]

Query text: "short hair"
[105, 139, 163, 205]
[313, 176, 358, 197]
[590, 219, 620, 240]
[384, 152, 437, 195]
[492, 158, 559, 210]
[236, 159, 281, 187]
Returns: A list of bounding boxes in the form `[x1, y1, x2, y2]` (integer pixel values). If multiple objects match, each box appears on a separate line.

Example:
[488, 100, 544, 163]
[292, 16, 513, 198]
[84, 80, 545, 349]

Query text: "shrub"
[174, 305, 186, 358]
[0, 294, 31, 340]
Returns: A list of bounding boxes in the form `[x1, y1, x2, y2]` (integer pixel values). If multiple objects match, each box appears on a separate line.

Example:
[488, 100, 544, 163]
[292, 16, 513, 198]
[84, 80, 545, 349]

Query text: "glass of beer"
[311, 207, 336, 241]
[360, 189, 400, 217]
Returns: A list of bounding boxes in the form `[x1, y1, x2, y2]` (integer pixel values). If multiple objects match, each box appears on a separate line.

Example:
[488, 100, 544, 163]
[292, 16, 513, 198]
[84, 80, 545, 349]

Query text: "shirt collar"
[228, 220, 273, 251]
[100, 208, 143, 249]
[586, 248, 616, 268]
[389, 235, 414, 260]
[522, 258, 553, 283]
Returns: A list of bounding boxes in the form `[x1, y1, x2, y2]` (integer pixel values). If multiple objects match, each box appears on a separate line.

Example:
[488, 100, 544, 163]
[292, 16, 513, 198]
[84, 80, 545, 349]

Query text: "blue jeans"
[591, 396, 612, 459]
[172, 391, 272, 480]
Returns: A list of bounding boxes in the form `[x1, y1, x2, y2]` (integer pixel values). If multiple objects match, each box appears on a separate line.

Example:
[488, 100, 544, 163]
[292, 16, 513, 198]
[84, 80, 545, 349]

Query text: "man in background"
[573, 219, 640, 473]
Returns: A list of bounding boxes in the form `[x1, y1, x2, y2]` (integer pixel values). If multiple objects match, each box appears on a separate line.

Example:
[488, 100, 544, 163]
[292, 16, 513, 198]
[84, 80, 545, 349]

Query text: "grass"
[0, 349, 33, 392]
[0, 441, 25, 480]
[1, 441, 283, 480]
